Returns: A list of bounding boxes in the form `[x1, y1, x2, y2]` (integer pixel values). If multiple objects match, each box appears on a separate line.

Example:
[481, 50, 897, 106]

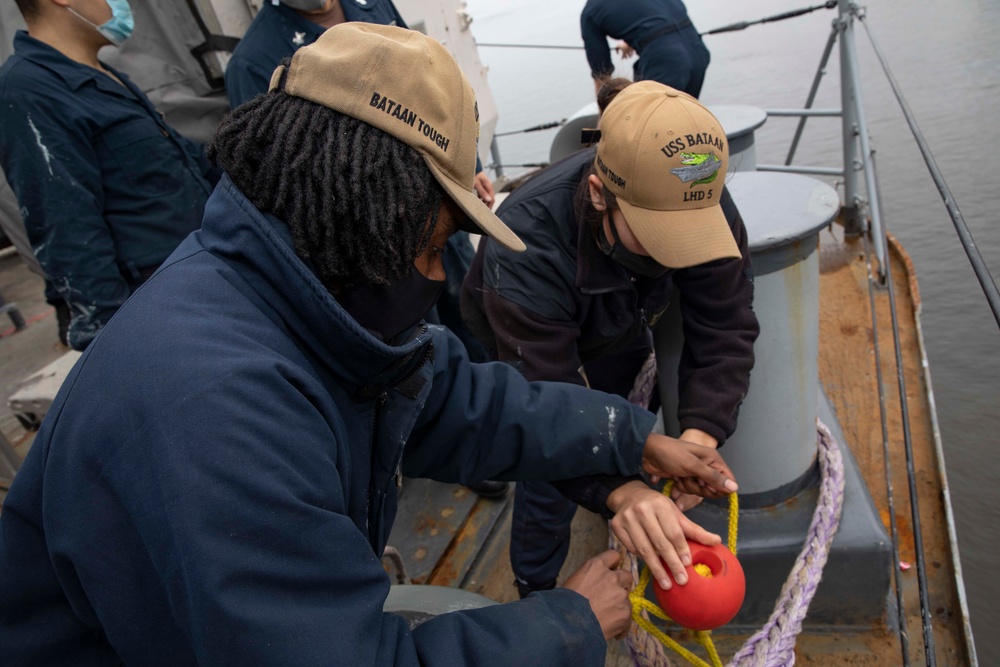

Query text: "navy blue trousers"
[510, 334, 657, 588]
[635, 29, 711, 99]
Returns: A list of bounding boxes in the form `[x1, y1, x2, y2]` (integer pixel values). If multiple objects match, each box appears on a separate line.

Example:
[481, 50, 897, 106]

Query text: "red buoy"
[652, 541, 746, 631]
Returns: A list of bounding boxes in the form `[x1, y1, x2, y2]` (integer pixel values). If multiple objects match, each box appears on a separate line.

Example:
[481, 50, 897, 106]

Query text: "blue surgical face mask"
[68, 0, 134, 47]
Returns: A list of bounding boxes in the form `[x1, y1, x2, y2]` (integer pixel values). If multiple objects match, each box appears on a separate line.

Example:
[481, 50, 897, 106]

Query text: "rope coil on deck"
[619, 355, 846, 667]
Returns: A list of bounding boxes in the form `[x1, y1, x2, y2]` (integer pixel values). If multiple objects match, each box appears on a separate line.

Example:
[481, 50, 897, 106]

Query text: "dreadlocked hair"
[208, 90, 443, 290]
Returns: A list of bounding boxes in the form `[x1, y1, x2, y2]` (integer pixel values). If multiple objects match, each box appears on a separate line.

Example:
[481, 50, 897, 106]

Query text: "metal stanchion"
[0, 288, 26, 331]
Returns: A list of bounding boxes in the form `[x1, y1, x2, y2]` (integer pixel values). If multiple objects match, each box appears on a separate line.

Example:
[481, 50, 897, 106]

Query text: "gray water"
[465, 0, 1000, 662]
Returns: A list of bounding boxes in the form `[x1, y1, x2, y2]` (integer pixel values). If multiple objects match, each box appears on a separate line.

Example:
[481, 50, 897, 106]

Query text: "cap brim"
[424, 158, 526, 253]
[616, 198, 741, 269]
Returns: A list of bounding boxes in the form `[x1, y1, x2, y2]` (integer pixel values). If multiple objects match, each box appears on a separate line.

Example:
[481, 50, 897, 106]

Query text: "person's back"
[0, 0, 218, 350]
[580, 0, 710, 97]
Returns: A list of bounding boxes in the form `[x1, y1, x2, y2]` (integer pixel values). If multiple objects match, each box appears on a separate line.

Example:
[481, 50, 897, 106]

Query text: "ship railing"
[760, 3, 987, 665]
[481, 3, 988, 664]
[757, 2, 1000, 336]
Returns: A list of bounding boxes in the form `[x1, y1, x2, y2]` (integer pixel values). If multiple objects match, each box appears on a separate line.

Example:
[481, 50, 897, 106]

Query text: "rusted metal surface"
[425, 488, 511, 588]
[804, 222, 969, 664]
[386, 479, 479, 584]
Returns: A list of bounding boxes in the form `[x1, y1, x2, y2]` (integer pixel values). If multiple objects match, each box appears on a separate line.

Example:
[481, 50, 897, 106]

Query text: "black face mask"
[336, 265, 445, 343]
[597, 217, 670, 279]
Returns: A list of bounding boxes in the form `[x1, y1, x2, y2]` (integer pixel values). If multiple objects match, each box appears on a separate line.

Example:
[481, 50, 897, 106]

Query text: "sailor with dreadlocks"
[0, 24, 738, 666]
[225, 5, 501, 495]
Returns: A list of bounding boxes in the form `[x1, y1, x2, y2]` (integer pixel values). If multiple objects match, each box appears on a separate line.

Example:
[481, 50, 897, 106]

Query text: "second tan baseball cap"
[596, 81, 740, 269]
[269, 22, 525, 253]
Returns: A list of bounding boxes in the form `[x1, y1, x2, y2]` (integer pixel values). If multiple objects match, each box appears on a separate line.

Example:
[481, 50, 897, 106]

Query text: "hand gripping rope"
[619, 353, 846, 667]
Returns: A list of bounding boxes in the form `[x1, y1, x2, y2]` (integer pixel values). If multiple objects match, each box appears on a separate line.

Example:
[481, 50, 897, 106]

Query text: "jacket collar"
[261, 2, 327, 48]
[12, 30, 138, 98]
[198, 175, 434, 390]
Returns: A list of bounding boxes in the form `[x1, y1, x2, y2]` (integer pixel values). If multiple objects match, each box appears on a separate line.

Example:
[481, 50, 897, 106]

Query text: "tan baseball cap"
[269, 22, 525, 253]
[595, 81, 740, 269]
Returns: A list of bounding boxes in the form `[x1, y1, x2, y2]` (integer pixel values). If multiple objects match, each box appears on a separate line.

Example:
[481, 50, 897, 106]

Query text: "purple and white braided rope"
[620, 354, 848, 667]
[727, 420, 846, 667]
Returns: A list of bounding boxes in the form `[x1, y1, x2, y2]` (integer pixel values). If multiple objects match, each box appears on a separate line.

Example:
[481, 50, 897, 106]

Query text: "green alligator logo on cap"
[670, 152, 722, 187]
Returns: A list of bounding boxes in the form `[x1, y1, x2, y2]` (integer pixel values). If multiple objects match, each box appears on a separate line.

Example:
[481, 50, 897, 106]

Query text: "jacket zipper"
[371, 390, 390, 486]
[389, 341, 435, 491]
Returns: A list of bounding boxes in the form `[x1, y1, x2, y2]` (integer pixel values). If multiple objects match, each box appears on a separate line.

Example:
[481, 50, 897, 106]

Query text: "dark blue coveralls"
[581, 0, 711, 98]
[0, 32, 219, 351]
[225, 0, 487, 361]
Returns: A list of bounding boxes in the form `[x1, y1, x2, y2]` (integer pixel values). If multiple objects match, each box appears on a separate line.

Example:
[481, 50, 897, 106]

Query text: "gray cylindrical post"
[654, 106, 768, 436]
[706, 105, 767, 173]
[0, 289, 26, 331]
[838, 0, 864, 235]
[655, 172, 839, 500]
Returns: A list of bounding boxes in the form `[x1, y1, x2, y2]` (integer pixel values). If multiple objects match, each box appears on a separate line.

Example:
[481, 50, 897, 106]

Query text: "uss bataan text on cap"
[596, 80, 740, 269]
[268, 22, 525, 253]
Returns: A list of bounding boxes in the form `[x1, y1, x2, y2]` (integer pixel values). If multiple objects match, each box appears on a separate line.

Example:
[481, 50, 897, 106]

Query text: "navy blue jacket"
[0, 32, 218, 350]
[462, 148, 758, 446]
[225, 0, 407, 109]
[0, 175, 658, 666]
[580, 0, 710, 96]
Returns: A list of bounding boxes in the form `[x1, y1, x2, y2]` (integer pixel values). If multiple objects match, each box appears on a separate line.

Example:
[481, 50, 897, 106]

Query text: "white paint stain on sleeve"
[27, 115, 54, 176]
[606, 406, 618, 444]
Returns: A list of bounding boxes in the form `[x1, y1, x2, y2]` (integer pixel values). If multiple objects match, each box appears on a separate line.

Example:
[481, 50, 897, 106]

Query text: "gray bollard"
[707, 105, 767, 173]
[661, 173, 894, 627]
[655, 171, 839, 501]
[383, 584, 496, 630]
[652, 104, 767, 447]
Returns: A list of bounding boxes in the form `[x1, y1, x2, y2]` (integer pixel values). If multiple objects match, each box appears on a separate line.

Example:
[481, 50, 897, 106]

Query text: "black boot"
[464, 480, 509, 499]
[52, 298, 71, 347]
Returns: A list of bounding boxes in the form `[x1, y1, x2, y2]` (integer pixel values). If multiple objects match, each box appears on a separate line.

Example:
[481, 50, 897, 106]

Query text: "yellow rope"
[727, 491, 739, 555]
[626, 481, 739, 667]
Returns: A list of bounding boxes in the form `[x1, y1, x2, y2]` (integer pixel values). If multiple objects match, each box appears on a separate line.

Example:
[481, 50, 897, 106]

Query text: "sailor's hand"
[614, 41, 635, 59]
[668, 428, 720, 502]
[562, 550, 633, 640]
[473, 171, 495, 208]
[607, 481, 721, 591]
[641, 434, 737, 498]
[670, 489, 704, 512]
